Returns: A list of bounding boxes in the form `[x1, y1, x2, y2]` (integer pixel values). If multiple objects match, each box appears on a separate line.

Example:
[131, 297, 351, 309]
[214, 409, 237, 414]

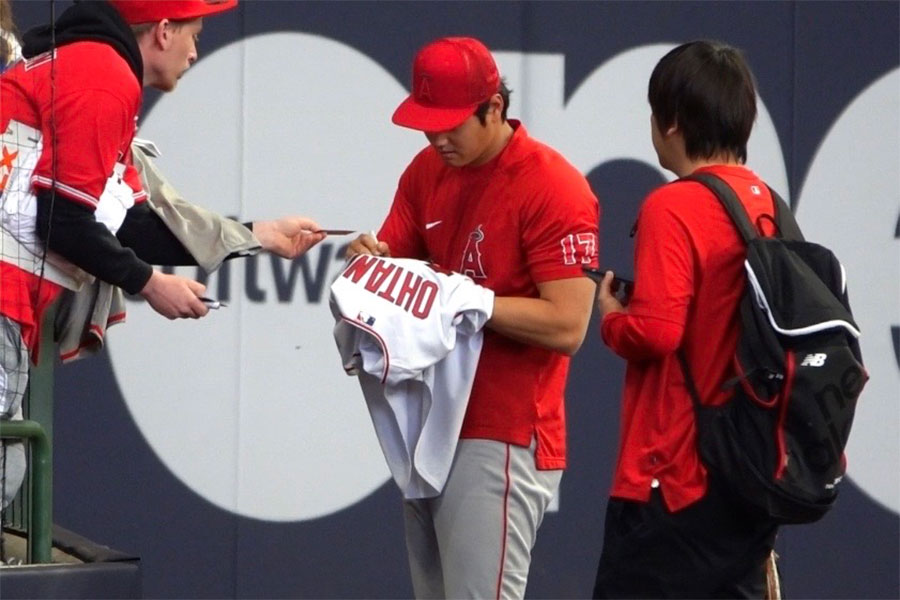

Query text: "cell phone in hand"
[200, 296, 227, 309]
[582, 267, 634, 297]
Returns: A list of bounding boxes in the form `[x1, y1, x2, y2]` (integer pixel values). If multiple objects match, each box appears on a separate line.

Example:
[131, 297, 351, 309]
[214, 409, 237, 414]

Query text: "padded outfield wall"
[10, 1, 899, 598]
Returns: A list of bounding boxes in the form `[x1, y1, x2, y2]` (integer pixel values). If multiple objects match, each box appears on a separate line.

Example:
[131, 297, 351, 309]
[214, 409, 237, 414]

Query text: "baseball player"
[346, 37, 600, 599]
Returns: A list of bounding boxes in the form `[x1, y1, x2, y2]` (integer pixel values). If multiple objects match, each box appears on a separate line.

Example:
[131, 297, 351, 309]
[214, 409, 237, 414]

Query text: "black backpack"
[678, 173, 868, 525]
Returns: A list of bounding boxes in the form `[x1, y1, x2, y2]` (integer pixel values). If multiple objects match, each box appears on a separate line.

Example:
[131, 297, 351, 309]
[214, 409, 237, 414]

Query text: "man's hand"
[253, 217, 327, 259]
[596, 270, 626, 317]
[345, 232, 391, 259]
[139, 270, 209, 319]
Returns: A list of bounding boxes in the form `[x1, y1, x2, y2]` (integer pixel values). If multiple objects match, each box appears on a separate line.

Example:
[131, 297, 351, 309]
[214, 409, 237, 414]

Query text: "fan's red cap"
[109, 0, 238, 24]
[392, 37, 500, 132]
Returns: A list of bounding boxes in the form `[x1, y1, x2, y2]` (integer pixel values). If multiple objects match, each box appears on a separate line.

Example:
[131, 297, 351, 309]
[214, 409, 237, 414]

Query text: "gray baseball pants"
[403, 438, 562, 599]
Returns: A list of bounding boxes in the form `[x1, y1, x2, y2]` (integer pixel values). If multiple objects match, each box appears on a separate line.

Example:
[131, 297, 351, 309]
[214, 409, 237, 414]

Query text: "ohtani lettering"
[363, 259, 398, 293]
[342, 256, 438, 319]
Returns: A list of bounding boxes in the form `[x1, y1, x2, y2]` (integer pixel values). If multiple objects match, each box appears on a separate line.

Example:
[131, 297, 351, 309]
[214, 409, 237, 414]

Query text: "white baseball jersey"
[330, 255, 495, 499]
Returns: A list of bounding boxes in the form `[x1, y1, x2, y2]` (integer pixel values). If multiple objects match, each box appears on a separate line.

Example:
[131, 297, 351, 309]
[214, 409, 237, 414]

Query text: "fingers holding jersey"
[345, 233, 391, 259]
[139, 270, 210, 319]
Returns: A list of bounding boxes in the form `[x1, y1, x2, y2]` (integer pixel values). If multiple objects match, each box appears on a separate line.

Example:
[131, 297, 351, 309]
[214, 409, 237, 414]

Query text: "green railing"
[0, 419, 52, 563]
[1, 304, 56, 564]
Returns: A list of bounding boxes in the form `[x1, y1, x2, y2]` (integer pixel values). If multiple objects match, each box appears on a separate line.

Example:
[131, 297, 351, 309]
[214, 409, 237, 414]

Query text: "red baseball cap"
[109, 0, 238, 24]
[392, 37, 500, 132]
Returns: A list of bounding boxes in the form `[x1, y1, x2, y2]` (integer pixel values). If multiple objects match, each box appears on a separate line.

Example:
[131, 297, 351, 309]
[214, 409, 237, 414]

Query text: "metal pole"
[0, 420, 52, 563]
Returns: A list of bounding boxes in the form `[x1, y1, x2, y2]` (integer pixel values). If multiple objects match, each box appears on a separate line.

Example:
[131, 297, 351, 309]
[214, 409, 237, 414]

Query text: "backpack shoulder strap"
[767, 185, 805, 241]
[677, 173, 752, 404]
[681, 172, 758, 242]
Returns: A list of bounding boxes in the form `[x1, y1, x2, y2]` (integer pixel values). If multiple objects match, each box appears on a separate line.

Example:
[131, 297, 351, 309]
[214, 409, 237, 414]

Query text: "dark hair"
[474, 78, 511, 125]
[1, 0, 19, 66]
[648, 40, 757, 163]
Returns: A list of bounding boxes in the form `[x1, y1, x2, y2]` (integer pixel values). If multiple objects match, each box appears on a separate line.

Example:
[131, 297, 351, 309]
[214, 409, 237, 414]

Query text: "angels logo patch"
[460, 224, 487, 279]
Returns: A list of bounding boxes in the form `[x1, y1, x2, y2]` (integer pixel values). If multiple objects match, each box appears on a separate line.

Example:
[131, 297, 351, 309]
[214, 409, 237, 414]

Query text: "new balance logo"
[800, 353, 828, 367]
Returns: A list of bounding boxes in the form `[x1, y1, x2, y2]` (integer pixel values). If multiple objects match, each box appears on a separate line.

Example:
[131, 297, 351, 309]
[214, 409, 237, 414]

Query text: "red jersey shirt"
[601, 164, 777, 511]
[0, 41, 143, 356]
[1, 41, 145, 207]
[379, 121, 599, 469]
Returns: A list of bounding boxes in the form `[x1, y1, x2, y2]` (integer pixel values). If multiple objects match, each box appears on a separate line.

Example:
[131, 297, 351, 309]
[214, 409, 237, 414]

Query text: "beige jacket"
[54, 140, 261, 362]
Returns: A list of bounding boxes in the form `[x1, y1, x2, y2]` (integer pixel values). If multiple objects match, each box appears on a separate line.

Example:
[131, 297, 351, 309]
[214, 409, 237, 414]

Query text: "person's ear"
[153, 19, 173, 50]
[489, 94, 504, 121]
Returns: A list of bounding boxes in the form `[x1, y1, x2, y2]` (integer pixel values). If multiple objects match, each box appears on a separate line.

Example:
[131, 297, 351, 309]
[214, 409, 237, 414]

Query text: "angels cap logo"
[417, 74, 433, 102]
[460, 224, 487, 279]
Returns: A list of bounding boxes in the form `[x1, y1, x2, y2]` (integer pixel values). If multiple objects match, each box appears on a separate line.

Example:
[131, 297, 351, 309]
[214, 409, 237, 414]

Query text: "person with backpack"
[592, 40, 786, 598]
